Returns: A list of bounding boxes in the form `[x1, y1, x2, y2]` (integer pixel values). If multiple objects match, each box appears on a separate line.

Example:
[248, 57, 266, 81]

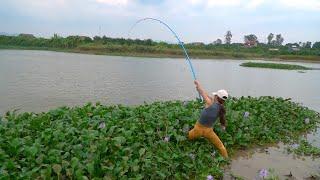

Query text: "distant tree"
[275, 34, 284, 46]
[93, 36, 102, 41]
[145, 39, 152, 46]
[19, 33, 35, 38]
[267, 33, 274, 45]
[225, 31, 232, 45]
[312, 42, 320, 49]
[270, 40, 276, 46]
[298, 42, 304, 47]
[305, 41, 312, 48]
[244, 34, 258, 47]
[213, 38, 222, 45]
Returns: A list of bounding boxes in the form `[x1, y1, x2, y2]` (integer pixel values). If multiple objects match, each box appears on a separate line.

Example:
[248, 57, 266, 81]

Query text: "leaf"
[52, 164, 62, 175]
[71, 157, 79, 169]
[139, 148, 146, 157]
[132, 165, 139, 172]
[113, 136, 126, 145]
[86, 162, 95, 176]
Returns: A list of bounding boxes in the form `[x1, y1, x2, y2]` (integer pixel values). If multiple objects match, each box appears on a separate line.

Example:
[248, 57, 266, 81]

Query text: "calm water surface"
[1, 50, 319, 113]
[1, 50, 320, 179]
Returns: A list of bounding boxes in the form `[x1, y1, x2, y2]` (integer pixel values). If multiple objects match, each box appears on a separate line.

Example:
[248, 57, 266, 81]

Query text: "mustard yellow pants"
[188, 122, 228, 158]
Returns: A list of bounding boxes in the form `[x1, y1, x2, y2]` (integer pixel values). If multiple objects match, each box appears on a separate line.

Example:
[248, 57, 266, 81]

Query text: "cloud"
[96, 0, 129, 6]
[279, 0, 320, 11]
[246, 0, 265, 9]
[206, 0, 242, 7]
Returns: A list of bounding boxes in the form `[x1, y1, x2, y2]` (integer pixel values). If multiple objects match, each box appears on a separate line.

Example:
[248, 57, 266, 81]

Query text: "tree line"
[0, 33, 319, 55]
[212, 31, 320, 49]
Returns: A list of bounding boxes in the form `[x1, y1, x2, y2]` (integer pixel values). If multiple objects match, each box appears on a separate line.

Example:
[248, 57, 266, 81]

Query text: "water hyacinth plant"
[164, 136, 170, 142]
[0, 97, 319, 179]
[304, 118, 310, 124]
[259, 169, 268, 178]
[243, 111, 250, 118]
[207, 175, 214, 180]
[98, 121, 106, 129]
[189, 153, 195, 160]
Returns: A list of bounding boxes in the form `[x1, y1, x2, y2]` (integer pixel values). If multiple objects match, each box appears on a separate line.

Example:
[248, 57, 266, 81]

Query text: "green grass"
[1, 45, 320, 62]
[240, 62, 312, 70]
[0, 97, 319, 179]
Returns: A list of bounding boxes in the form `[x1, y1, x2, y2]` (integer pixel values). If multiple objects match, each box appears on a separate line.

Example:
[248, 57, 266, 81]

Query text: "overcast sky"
[1, 0, 319, 44]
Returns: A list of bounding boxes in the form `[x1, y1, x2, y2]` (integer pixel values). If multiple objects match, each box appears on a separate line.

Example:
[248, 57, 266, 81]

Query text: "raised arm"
[194, 80, 212, 107]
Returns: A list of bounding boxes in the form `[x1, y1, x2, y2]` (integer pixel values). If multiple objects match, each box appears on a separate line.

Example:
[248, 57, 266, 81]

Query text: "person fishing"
[188, 80, 229, 158]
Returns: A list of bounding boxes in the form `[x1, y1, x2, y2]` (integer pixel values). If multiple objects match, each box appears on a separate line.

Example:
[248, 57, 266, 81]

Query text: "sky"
[0, 0, 320, 44]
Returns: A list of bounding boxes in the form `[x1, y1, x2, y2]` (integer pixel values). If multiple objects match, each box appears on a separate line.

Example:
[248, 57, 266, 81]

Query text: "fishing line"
[128, 17, 201, 100]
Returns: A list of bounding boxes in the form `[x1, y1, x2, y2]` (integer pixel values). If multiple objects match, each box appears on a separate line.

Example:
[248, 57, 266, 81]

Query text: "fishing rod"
[128, 17, 202, 100]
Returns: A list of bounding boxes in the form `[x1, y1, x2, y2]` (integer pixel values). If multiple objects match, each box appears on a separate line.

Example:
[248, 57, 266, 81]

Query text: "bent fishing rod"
[128, 17, 202, 100]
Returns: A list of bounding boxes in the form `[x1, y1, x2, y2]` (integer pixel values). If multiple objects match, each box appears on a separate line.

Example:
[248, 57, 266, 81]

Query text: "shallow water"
[1, 50, 320, 178]
[225, 143, 320, 179]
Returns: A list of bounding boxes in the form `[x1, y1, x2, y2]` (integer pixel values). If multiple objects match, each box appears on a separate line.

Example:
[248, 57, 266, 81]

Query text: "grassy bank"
[240, 62, 313, 70]
[1, 44, 320, 62]
[0, 97, 319, 179]
[1, 33, 320, 62]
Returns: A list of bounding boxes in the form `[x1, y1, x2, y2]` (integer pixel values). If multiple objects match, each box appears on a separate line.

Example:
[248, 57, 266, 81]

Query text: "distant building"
[18, 33, 35, 38]
[244, 41, 257, 47]
[290, 45, 300, 51]
[285, 43, 300, 51]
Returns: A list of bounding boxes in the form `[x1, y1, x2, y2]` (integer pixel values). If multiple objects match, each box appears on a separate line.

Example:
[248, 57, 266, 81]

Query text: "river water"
[0, 50, 319, 179]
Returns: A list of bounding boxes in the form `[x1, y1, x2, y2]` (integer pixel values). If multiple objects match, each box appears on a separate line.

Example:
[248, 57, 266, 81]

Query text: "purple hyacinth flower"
[164, 136, 170, 142]
[189, 153, 195, 160]
[183, 125, 190, 133]
[207, 175, 214, 180]
[98, 122, 105, 129]
[211, 150, 216, 157]
[243, 111, 250, 118]
[183, 101, 188, 106]
[291, 143, 299, 149]
[304, 118, 310, 124]
[259, 169, 268, 178]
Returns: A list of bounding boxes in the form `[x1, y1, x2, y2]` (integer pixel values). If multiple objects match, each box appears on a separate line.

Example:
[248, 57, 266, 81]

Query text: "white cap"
[212, 89, 229, 101]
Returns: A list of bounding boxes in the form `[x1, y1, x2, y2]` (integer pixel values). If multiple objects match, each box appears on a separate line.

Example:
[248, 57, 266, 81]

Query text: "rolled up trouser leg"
[203, 128, 228, 158]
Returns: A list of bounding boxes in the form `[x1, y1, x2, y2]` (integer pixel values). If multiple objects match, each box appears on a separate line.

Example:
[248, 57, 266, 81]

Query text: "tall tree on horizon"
[213, 38, 222, 45]
[225, 31, 232, 45]
[312, 42, 320, 49]
[244, 34, 258, 46]
[267, 33, 274, 45]
[275, 34, 284, 46]
[305, 41, 312, 48]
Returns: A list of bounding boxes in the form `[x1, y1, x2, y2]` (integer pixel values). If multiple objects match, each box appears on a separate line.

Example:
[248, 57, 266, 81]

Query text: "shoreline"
[1, 46, 320, 63]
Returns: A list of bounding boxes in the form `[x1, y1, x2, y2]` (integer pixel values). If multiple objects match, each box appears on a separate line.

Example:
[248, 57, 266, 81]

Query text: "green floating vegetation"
[287, 139, 320, 157]
[0, 97, 319, 179]
[240, 62, 312, 70]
